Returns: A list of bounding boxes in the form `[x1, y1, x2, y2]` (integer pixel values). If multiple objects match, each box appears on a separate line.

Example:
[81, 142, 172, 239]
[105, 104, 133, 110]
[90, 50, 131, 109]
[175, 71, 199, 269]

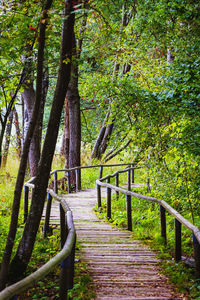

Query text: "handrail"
[99, 166, 143, 182]
[50, 163, 135, 175]
[96, 180, 200, 242]
[0, 210, 75, 300]
[96, 166, 200, 277]
[0, 185, 76, 300]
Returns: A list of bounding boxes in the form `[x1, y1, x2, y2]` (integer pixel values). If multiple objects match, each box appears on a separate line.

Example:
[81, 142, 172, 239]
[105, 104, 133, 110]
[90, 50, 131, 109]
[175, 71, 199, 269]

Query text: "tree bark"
[13, 106, 22, 158]
[67, 53, 81, 178]
[0, 0, 53, 290]
[22, 83, 41, 176]
[90, 109, 115, 160]
[64, 2, 88, 177]
[64, 96, 70, 168]
[8, 0, 75, 282]
[2, 110, 14, 168]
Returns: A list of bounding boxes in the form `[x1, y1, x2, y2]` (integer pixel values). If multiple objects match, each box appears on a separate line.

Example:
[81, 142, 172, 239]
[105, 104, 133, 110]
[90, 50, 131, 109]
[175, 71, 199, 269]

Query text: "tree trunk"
[64, 96, 70, 168]
[90, 110, 114, 160]
[2, 110, 14, 168]
[67, 55, 81, 180]
[0, 122, 7, 168]
[22, 58, 48, 176]
[22, 83, 40, 176]
[13, 106, 22, 158]
[0, 0, 53, 290]
[8, 0, 75, 282]
[64, 1, 88, 177]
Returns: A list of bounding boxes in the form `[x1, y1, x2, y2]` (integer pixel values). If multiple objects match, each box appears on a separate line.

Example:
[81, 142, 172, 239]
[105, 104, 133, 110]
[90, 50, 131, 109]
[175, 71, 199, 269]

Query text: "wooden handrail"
[96, 180, 200, 242]
[50, 163, 136, 175]
[96, 168, 200, 276]
[0, 184, 76, 300]
[0, 207, 75, 300]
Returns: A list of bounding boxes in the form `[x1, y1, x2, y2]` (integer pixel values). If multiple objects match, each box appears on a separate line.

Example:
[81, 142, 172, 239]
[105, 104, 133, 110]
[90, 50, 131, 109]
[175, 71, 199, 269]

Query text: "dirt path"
[60, 188, 183, 300]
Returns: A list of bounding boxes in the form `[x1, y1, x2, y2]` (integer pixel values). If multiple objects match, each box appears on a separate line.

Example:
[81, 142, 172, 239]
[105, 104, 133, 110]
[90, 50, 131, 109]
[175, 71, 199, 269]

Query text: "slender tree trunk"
[0, 122, 7, 168]
[64, 96, 70, 168]
[90, 110, 114, 160]
[22, 83, 41, 176]
[22, 60, 48, 176]
[2, 110, 14, 168]
[13, 106, 22, 158]
[0, 0, 53, 289]
[64, 2, 88, 176]
[67, 53, 81, 180]
[8, 0, 75, 282]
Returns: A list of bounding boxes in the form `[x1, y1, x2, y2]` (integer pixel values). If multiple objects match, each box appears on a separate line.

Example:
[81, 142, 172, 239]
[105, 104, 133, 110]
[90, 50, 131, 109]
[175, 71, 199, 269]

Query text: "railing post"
[97, 183, 101, 208]
[127, 169, 131, 191]
[126, 194, 132, 231]
[99, 166, 103, 179]
[193, 234, 200, 277]
[24, 185, 29, 223]
[77, 168, 81, 191]
[147, 176, 151, 193]
[160, 205, 167, 244]
[69, 234, 76, 289]
[131, 164, 134, 184]
[67, 171, 71, 193]
[106, 177, 111, 219]
[54, 172, 58, 194]
[43, 192, 52, 238]
[75, 169, 79, 192]
[59, 203, 68, 299]
[175, 219, 182, 262]
[115, 173, 119, 200]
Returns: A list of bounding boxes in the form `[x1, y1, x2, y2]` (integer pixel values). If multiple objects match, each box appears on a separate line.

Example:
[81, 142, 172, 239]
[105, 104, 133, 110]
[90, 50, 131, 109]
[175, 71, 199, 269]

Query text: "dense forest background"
[0, 0, 200, 294]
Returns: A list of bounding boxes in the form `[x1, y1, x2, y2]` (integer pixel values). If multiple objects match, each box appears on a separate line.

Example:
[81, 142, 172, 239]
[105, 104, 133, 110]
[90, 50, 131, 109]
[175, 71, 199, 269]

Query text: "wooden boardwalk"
[50, 189, 183, 299]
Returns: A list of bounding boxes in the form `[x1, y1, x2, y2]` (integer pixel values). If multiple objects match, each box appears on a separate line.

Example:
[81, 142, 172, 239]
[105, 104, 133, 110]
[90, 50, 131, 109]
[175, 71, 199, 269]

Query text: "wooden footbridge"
[1, 164, 200, 299]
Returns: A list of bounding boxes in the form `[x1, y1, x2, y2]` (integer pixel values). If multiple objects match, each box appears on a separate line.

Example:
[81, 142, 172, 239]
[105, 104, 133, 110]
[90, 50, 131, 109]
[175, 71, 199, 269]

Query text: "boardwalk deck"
[49, 189, 183, 299]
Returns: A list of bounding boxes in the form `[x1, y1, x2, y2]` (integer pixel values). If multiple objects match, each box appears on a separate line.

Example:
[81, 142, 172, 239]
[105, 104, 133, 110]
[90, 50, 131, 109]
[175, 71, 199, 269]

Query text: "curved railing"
[0, 163, 135, 299]
[96, 167, 200, 277]
[0, 188, 76, 300]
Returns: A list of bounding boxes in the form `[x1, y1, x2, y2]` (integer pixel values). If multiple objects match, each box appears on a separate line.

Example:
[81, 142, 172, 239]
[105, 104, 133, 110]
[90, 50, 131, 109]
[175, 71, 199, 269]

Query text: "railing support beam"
[75, 168, 81, 192]
[54, 172, 58, 194]
[127, 169, 131, 191]
[24, 186, 29, 223]
[115, 173, 119, 200]
[106, 178, 111, 219]
[160, 205, 167, 244]
[175, 218, 182, 262]
[67, 171, 71, 193]
[131, 164, 134, 184]
[193, 234, 200, 277]
[43, 192, 53, 238]
[126, 195, 132, 231]
[97, 183, 101, 208]
[99, 166, 103, 179]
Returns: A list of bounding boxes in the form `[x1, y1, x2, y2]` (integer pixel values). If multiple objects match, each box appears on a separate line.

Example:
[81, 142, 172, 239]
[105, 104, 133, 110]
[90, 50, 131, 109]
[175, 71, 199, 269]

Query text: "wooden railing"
[0, 163, 135, 300]
[0, 187, 76, 300]
[96, 167, 200, 277]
